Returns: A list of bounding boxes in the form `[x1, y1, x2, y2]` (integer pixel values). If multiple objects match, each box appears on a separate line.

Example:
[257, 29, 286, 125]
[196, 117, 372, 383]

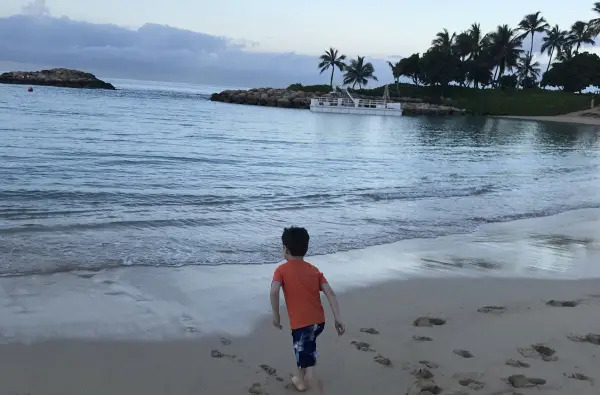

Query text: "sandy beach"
[500, 106, 600, 126]
[0, 277, 599, 395]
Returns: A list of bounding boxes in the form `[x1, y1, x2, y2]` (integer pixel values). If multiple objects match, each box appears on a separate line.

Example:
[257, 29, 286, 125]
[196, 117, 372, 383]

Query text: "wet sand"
[500, 106, 600, 126]
[1, 277, 599, 395]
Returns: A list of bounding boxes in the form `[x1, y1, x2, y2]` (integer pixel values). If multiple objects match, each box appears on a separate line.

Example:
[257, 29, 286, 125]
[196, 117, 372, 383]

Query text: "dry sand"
[500, 107, 600, 126]
[1, 277, 599, 395]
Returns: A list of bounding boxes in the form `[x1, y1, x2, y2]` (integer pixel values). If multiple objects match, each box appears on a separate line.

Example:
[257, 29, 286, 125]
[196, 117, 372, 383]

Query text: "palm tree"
[343, 56, 378, 89]
[569, 21, 595, 54]
[518, 11, 549, 57]
[556, 43, 575, 62]
[489, 25, 524, 80]
[431, 29, 455, 52]
[590, 2, 600, 36]
[467, 23, 485, 59]
[387, 61, 402, 94]
[541, 25, 567, 72]
[516, 53, 541, 83]
[453, 32, 473, 61]
[318, 47, 347, 89]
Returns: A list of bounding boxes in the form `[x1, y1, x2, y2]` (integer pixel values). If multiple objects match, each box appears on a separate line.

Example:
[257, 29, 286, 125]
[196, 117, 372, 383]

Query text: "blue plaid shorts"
[291, 322, 325, 368]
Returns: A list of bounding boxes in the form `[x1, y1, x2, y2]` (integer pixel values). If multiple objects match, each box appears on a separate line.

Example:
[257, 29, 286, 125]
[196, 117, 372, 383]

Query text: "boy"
[270, 227, 345, 394]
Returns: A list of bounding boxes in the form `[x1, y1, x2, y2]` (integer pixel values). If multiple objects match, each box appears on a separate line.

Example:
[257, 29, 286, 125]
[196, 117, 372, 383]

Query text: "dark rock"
[413, 317, 446, 327]
[0, 68, 115, 90]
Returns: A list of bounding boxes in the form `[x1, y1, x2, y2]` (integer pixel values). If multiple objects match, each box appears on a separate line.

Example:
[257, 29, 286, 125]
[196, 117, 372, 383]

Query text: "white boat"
[310, 87, 402, 116]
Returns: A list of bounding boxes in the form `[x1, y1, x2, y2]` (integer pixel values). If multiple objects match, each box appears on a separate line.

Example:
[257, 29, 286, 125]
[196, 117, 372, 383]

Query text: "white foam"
[0, 208, 599, 342]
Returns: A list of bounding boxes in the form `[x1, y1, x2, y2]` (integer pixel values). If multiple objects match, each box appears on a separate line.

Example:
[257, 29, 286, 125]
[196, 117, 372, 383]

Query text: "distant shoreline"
[498, 114, 600, 126]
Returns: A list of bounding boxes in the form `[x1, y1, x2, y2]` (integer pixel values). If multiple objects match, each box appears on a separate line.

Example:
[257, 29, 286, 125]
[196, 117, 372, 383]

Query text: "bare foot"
[290, 374, 306, 392]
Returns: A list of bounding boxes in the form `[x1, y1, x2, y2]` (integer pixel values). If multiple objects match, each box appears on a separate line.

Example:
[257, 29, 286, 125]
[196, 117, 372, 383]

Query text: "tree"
[569, 21, 595, 54]
[467, 23, 486, 60]
[318, 47, 347, 89]
[590, 2, 600, 36]
[398, 53, 421, 86]
[343, 56, 378, 89]
[431, 29, 455, 52]
[489, 25, 524, 81]
[541, 25, 567, 72]
[387, 61, 401, 93]
[498, 75, 518, 89]
[419, 48, 461, 88]
[518, 12, 549, 57]
[465, 59, 493, 88]
[453, 32, 473, 60]
[516, 54, 541, 88]
[542, 52, 600, 92]
[556, 43, 575, 62]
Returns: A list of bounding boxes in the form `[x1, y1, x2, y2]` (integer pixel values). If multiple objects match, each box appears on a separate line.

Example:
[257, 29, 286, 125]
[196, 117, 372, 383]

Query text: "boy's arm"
[270, 281, 283, 330]
[321, 283, 345, 335]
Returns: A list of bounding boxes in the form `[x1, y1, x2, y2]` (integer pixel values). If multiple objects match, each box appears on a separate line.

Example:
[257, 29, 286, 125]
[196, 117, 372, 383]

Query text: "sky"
[0, 0, 598, 86]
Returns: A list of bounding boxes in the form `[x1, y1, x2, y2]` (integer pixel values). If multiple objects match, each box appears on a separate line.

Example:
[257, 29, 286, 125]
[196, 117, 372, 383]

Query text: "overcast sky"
[0, 0, 598, 86]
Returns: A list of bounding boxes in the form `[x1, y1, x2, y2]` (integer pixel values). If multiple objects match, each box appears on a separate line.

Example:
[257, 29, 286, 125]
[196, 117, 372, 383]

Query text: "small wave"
[357, 184, 496, 202]
[469, 203, 600, 225]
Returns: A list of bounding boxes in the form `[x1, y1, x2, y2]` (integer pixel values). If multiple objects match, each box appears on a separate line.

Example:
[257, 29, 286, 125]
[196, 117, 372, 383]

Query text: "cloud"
[0, 14, 390, 87]
[21, 0, 50, 17]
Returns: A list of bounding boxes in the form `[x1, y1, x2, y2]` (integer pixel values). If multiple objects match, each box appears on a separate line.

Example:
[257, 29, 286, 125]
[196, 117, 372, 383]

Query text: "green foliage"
[398, 54, 421, 85]
[286, 83, 331, 93]
[542, 52, 600, 92]
[343, 56, 378, 89]
[354, 83, 595, 116]
[498, 75, 518, 89]
[419, 48, 461, 88]
[318, 48, 346, 88]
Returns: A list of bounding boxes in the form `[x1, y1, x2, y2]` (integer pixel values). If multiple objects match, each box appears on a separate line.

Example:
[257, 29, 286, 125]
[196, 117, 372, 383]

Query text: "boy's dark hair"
[282, 227, 310, 257]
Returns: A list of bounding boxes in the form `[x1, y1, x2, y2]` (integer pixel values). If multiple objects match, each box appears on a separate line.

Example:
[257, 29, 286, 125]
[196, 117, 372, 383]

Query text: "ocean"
[1, 79, 600, 277]
[2, 79, 600, 340]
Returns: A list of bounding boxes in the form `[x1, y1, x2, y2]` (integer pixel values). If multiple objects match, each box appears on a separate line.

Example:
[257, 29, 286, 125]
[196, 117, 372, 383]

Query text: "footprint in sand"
[568, 333, 600, 345]
[454, 373, 484, 390]
[419, 360, 439, 369]
[220, 337, 232, 346]
[518, 344, 557, 362]
[546, 300, 579, 307]
[413, 317, 446, 327]
[507, 374, 546, 388]
[259, 364, 277, 376]
[360, 327, 380, 335]
[248, 383, 267, 394]
[416, 382, 443, 395]
[211, 349, 236, 359]
[351, 341, 375, 352]
[374, 354, 392, 367]
[477, 305, 506, 313]
[565, 372, 594, 384]
[414, 368, 434, 379]
[505, 359, 530, 368]
[453, 349, 474, 359]
[413, 335, 434, 342]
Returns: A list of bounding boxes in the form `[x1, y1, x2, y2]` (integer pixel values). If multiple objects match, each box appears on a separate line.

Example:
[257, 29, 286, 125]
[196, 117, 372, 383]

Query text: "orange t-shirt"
[272, 260, 327, 330]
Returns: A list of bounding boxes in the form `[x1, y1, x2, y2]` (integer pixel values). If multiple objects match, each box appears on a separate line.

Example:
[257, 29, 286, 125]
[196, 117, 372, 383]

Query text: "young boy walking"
[270, 227, 345, 394]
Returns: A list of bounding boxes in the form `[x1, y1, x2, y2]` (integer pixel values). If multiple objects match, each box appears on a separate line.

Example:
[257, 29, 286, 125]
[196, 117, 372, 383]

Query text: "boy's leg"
[304, 366, 323, 395]
[291, 368, 306, 391]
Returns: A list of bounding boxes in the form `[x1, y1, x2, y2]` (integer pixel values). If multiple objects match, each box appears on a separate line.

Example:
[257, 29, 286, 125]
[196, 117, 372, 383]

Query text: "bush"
[498, 75, 518, 90]
[286, 83, 331, 93]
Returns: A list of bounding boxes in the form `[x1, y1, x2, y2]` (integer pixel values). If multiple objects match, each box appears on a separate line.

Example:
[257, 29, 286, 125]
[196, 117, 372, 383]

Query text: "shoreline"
[1, 277, 599, 394]
[498, 108, 600, 126]
[0, 207, 599, 343]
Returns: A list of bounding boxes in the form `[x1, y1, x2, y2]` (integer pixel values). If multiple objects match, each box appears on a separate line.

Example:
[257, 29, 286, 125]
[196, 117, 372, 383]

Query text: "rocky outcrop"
[402, 102, 466, 115]
[211, 88, 465, 115]
[0, 68, 115, 90]
[210, 88, 328, 109]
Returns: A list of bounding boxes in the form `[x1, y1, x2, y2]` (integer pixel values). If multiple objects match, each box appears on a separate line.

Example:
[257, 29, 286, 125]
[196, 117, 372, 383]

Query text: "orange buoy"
[28, 87, 33, 92]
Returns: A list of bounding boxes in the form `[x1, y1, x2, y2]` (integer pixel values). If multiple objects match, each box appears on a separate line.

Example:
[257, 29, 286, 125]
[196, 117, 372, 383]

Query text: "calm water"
[1, 80, 600, 276]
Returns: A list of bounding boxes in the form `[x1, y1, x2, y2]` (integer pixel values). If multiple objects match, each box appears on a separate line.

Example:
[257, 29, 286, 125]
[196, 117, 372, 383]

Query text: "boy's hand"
[273, 318, 283, 330]
[334, 320, 345, 336]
